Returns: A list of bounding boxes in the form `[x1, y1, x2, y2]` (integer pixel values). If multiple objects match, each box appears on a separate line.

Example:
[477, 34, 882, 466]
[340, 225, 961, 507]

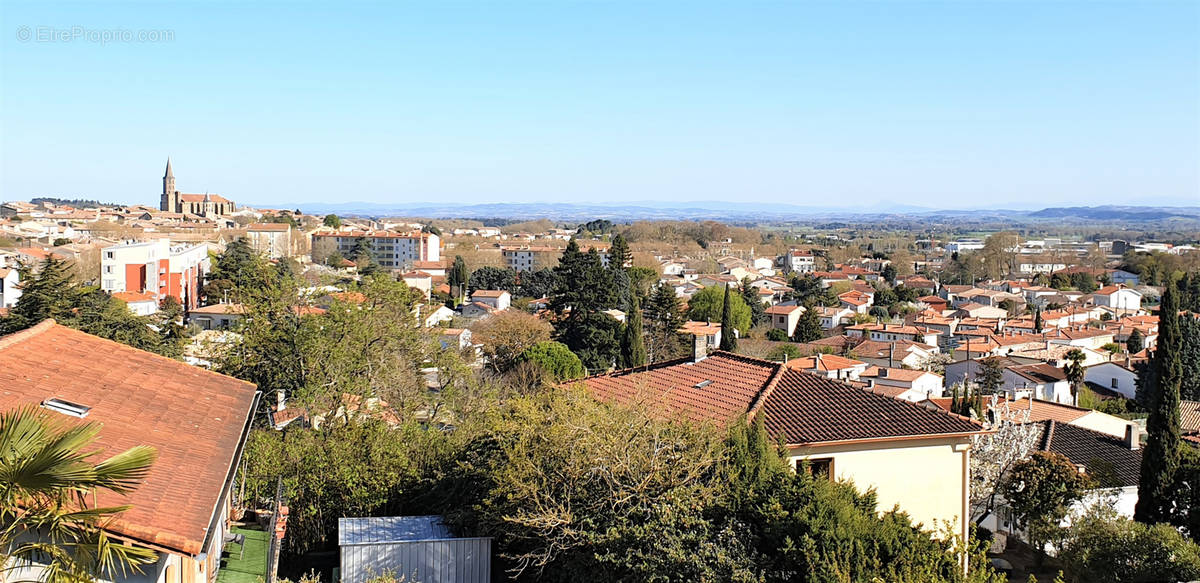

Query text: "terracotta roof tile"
[0, 321, 258, 555]
[763, 368, 981, 444]
[579, 351, 983, 445]
[581, 352, 776, 424]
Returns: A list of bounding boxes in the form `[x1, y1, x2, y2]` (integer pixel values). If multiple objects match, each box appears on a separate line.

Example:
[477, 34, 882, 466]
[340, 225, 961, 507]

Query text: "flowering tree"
[970, 395, 1042, 524]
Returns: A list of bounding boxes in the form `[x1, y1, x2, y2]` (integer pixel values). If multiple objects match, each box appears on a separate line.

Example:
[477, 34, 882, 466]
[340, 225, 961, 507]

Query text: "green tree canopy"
[687, 285, 751, 336]
[517, 340, 586, 381]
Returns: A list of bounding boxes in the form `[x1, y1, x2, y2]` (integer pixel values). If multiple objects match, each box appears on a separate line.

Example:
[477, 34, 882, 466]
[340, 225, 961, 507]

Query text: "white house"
[112, 291, 159, 316]
[783, 353, 869, 381]
[0, 267, 20, 308]
[779, 250, 816, 274]
[1084, 361, 1140, 400]
[1092, 285, 1142, 312]
[765, 304, 804, 338]
[812, 306, 854, 330]
[860, 367, 944, 401]
[469, 289, 511, 311]
[1003, 363, 1073, 404]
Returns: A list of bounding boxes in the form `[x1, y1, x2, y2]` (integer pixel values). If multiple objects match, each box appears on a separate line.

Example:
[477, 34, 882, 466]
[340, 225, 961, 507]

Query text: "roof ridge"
[0, 319, 57, 351]
[2, 319, 257, 389]
[1041, 419, 1056, 450]
[708, 350, 783, 369]
[579, 354, 696, 380]
[746, 361, 787, 423]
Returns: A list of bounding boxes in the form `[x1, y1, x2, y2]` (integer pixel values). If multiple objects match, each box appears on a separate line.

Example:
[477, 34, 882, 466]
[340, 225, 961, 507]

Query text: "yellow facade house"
[581, 343, 985, 544]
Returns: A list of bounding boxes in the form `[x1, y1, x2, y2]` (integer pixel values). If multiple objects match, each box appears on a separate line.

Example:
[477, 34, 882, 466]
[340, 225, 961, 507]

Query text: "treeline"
[30, 197, 114, 208]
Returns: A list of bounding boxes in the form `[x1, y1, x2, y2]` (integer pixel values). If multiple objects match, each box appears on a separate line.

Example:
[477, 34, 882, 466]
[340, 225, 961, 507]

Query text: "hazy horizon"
[2, 1, 1197, 209]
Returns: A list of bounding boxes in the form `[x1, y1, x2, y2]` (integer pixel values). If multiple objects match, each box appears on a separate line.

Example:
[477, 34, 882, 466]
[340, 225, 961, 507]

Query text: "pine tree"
[793, 303, 823, 343]
[550, 240, 620, 370]
[619, 295, 646, 369]
[608, 233, 632, 269]
[1135, 284, 1184, 525]
[645, 282, 685, 363]
[2, 258, 80, 333]
[740, 277, 767, 327]
[719, 283, 737, 351]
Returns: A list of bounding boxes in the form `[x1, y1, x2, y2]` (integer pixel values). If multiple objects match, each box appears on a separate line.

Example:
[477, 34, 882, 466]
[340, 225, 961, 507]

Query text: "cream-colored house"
[581, 346, 985, 543]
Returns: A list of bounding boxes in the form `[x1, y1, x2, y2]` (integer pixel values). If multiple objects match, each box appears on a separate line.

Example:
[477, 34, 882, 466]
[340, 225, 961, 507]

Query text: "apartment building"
[246, 222, 294, 259]
[312, 230, 441, 269]
[501, 243, 610, 272]
[100, 239, 210, 309]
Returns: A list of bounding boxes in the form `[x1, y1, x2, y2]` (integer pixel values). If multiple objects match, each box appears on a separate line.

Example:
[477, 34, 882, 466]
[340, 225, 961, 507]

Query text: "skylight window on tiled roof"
[41, 398, 91, 418]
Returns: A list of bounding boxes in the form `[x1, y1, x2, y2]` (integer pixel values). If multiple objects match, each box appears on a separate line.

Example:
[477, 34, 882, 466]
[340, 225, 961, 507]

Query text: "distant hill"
[275, 200, 1200, 224]
[1028, 205, 1200, 221]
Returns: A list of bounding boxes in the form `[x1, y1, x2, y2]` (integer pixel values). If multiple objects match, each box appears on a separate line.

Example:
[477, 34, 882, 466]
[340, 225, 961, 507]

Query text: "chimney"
[879, 367, 888, 378]
[692, 333, 708, 363]
[1125, 424, 1140, 450]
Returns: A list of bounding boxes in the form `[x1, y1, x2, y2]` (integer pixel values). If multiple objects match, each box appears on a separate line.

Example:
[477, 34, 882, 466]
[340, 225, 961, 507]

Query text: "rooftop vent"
[694, 380, 714, 389]
[42, 398, 91, 418]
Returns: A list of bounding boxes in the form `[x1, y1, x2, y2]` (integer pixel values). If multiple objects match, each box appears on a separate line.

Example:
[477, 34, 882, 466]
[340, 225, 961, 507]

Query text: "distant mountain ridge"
[1028, 205, 1200, 221]
[271, 200, 1199, 223]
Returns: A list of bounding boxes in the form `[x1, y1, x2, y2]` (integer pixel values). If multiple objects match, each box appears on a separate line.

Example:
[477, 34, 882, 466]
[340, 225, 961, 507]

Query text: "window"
[798, 457, 834, 479]
[1111, 377, 1119, 389]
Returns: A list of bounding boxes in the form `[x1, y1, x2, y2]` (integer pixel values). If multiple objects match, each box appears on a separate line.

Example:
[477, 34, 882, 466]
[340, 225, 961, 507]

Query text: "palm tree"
[1, 406, 158, 583]
[1063, 349, 1086, 406]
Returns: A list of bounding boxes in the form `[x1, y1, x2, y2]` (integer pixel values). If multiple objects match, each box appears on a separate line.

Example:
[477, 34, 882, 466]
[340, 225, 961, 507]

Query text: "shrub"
[765, 328, 788, 342]
[1058, 506, 1200, 583]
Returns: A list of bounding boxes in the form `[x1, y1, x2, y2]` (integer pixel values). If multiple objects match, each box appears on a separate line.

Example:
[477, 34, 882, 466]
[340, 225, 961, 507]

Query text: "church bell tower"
[161, 158, 176, 211]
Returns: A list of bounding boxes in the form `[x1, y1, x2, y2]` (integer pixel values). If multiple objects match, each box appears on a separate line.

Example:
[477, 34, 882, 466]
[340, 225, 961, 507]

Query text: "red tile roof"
[765, 304, 803, 315]
[582, 352, 778, 424]
[178, 193, 232, 204]
[0, 321, 258, 555]
[579, 352, 982, 445]
[762, 366, 981, 445]
[471, 290, 509, 298]
[247, 222, 290, 231]
[111, 291, 157, 304]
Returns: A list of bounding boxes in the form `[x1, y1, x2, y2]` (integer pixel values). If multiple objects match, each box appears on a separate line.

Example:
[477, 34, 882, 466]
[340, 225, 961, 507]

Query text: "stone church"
[159, 158, 235, 216]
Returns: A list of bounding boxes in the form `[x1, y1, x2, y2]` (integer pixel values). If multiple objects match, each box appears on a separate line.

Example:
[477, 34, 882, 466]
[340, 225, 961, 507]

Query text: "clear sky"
[1, 1, 1197, 210]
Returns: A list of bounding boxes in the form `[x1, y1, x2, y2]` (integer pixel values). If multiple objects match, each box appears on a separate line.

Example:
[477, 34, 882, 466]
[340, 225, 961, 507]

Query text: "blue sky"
[1, 1, 1197, 209]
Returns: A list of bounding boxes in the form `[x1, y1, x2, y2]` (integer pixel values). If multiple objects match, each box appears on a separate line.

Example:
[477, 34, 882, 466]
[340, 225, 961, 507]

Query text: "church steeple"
[161, 157, 177, 212]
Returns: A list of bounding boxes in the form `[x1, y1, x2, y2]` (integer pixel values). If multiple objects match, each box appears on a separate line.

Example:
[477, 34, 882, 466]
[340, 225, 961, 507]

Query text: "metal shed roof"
[338, 516, 454, 545]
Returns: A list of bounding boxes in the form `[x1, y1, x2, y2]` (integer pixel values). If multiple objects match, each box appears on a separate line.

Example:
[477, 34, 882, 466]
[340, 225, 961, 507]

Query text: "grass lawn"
[217, 525, 270, 583]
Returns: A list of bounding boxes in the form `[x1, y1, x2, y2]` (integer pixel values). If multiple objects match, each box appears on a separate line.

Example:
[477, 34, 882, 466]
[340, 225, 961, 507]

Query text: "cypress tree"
[1127, 328, 1144, 353]
[1135, 284, 1184, 524]
[449, 255, 469, 297]
[1033, 307, 1043, 334]
[719, 283, 737, 351]
[620, 295, 646, 368]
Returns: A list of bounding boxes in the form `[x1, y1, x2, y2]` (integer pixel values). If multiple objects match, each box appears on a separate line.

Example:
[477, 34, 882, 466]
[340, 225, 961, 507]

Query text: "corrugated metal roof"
[338, 516, 453, 545]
